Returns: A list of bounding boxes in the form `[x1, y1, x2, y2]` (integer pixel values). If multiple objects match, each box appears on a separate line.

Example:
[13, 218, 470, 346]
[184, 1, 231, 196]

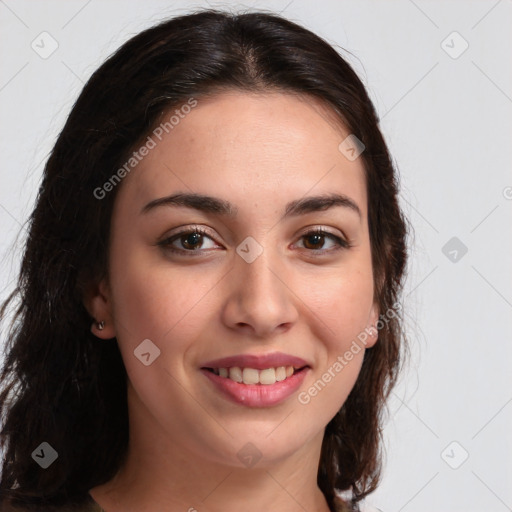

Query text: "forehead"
[123, 91, 368, 218]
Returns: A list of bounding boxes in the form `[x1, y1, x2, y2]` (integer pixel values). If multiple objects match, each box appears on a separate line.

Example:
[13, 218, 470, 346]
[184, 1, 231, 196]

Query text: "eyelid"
[296, 224, 347, 240]
[160, 224, 215, 240]
[160, 224, 347, 242]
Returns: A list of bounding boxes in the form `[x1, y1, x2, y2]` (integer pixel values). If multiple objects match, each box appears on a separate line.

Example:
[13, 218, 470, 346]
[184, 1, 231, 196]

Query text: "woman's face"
[92, 91, 378, 469]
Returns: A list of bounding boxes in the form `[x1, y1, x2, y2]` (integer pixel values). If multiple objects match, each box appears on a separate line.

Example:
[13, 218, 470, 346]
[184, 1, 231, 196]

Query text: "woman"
[0, 9, 408, 512]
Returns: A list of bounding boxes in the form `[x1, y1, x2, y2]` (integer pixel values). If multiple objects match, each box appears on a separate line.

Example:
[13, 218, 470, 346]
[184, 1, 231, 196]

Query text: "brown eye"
[302, 232, 325, 250]
[180, 232, 204, 250]
[297, 229, 351, 253]
[157, 227, 218, 255]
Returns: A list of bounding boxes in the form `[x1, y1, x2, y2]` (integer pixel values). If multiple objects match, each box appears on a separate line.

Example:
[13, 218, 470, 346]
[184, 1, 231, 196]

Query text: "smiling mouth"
[202, 365, 308, 385]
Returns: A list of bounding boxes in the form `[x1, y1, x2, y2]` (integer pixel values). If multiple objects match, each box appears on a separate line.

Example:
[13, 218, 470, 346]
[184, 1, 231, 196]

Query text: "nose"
[221, 247, 299, 339]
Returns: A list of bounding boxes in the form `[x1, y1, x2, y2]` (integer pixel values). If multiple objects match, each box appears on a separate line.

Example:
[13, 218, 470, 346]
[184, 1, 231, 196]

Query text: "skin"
[85, 91, 379, 512]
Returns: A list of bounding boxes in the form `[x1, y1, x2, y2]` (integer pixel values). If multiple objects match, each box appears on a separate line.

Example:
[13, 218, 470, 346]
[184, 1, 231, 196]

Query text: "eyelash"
[157, 225, 352, 257]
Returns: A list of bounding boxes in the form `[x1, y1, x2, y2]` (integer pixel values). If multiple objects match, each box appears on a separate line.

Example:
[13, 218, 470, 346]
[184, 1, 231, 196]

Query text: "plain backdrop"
[0, 1, 511, 511]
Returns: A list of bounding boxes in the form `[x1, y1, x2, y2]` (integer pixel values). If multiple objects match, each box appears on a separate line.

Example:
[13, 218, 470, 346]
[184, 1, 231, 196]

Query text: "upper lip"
[201, 352, 311, 370]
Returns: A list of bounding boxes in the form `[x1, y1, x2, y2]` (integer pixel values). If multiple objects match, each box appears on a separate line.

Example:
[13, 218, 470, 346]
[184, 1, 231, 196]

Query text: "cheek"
[294, 337, 365, 434]
[108, 241, 225, 371]
[301, 264, 374, 348]
[295, 276, 371, 423]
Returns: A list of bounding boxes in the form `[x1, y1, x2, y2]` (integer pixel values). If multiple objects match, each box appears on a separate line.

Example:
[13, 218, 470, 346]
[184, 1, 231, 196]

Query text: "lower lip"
[200, 367, 309, 407]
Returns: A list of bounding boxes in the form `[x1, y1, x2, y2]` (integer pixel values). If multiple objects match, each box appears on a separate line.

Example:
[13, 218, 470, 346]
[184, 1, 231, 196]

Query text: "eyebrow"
[140, 192, 362, 220]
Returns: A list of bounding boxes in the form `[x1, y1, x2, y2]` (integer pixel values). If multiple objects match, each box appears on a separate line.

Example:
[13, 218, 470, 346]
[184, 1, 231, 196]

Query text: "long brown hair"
[0, 9, 409, 512]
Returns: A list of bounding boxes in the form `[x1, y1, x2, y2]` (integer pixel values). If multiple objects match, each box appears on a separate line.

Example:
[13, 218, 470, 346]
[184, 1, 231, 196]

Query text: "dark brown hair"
[0, 9, 409, 512]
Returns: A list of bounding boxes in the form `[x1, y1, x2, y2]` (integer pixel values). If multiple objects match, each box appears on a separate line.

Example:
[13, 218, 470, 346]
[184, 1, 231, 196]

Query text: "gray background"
[1, 1, 511, 511]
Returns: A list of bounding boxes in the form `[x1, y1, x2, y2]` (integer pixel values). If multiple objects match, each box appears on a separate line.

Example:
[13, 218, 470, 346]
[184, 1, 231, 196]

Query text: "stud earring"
[97, 320, 105, 331]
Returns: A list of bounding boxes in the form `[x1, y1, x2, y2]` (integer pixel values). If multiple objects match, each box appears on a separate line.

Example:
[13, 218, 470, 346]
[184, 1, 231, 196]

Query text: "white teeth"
[242, 368, 259, 385]
[259, 368, 276, 385]
[275, 366, 287, 382]
[214, 365, 298, 385]
[229, 367, 243, 383]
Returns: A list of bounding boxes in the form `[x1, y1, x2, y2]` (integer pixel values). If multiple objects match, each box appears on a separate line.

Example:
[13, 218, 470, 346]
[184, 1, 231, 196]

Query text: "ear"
[83, 278, 116, 339]
[365, 301, 380, 348]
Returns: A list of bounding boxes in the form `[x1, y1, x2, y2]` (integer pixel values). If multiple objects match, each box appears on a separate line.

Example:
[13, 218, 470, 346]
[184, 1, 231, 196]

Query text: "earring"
[97, 320, 105, 330]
